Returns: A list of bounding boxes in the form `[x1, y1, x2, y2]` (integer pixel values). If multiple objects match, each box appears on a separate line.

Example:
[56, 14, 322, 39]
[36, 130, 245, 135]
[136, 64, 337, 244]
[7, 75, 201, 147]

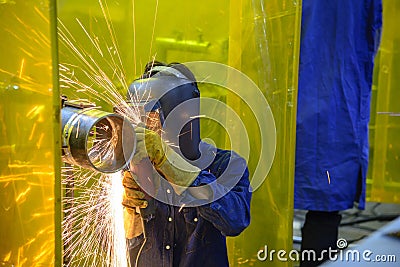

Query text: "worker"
[294, 1, 382, 266]
[122, 61, 252, 267]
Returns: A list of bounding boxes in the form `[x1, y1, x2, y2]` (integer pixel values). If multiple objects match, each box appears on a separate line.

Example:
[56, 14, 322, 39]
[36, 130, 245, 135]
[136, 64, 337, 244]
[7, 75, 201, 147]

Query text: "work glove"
[122, 171, 145, 239]
[133, 126, 200, 195]
[122, 171, 148, 209]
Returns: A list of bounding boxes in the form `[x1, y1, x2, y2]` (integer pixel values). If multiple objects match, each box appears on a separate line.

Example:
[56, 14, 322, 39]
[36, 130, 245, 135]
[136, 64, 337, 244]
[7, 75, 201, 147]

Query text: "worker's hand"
[122, 171, 145, 239]
[132, 126, 167, 168]
[123, 207, 143, 239]
[122, 171, 148, 209]
[133, 127, 200, 195]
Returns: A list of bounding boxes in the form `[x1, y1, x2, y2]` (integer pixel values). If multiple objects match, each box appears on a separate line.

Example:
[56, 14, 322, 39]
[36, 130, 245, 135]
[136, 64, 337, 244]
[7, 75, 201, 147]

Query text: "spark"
[3, 251, 11, 262]
[26, 105, 44, 119]
[377, 111, 400, 117]
[165, 142, 179, 149]
[36, 133, 45, 149]
[62, 168, 128, 267]
[326, 170, 331, 184]
[29, 122, 37, 141]
[34, 6, 49, 24]
[75, 119, 80, 139]
[190, 115, 206, 119]
[76, 18, 104, 57]
[178, 129, 192, 137]
[109, 172, 128, 267]
[198, 74, 212, 84]
[1, 11, 53, 96]
[148, 0, 159, 61]
[15, 187, 31, 204]
[178, 203, 186, 212]
[132, 1, 136, 75]
[19, 58, 25, 78]
[86, 123, 122, 167]
[58, 0, 164, 265]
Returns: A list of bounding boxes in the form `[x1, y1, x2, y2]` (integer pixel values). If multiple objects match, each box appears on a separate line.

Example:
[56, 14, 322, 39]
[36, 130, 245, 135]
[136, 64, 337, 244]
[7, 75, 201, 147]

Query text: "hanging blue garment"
[294, 0, 382, 211]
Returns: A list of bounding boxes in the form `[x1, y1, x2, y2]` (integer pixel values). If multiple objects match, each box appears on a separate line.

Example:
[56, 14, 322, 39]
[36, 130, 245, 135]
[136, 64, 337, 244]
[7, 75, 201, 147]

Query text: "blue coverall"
[128, 141, 252, 267]
[295, 0, 382, 211]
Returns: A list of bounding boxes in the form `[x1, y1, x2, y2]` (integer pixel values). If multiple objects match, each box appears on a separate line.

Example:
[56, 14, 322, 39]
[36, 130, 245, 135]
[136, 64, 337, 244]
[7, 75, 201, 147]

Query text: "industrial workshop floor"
[292, 202, 400, 266]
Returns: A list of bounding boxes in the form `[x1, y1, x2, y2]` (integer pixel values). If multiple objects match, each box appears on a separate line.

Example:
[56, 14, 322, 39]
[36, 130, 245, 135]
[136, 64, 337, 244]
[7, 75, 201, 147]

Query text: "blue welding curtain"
[294, 0, 382, 211]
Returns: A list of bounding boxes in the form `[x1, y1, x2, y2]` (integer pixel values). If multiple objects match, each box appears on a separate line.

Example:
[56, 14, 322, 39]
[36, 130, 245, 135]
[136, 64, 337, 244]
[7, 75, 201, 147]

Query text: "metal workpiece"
[61, 102, 136, 173]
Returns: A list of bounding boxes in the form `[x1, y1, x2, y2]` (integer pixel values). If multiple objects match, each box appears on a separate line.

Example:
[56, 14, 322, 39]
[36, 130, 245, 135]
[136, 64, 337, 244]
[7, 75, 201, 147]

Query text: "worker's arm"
[133, 127, 252, 236]
[188, 151, 252, 237]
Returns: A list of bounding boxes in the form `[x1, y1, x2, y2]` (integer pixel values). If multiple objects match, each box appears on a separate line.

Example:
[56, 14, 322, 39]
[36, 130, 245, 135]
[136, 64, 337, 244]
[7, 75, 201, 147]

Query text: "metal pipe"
[61, 100, 136, 173]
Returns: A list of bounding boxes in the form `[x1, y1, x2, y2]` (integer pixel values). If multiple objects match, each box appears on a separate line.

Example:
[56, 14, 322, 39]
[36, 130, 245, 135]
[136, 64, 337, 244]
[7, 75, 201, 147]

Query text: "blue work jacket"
[294, 0, 382, 211]
[127, 142, 251, 267]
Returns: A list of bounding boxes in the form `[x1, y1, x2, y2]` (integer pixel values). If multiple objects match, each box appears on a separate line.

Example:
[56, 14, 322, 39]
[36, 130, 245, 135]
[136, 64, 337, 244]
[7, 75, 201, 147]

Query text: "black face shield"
[128, 62, 201, 161]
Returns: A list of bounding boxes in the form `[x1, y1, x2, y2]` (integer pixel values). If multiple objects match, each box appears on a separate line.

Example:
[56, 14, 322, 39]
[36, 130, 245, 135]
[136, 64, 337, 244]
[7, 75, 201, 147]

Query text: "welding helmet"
[128, 61, 201, 161]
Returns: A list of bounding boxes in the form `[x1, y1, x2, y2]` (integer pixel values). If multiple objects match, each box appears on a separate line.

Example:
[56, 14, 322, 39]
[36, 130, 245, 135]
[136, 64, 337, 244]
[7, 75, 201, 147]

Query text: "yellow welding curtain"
[0, 0, 61, 266]
[367, 0, 400, 204]
[0, 0, 301, 266]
